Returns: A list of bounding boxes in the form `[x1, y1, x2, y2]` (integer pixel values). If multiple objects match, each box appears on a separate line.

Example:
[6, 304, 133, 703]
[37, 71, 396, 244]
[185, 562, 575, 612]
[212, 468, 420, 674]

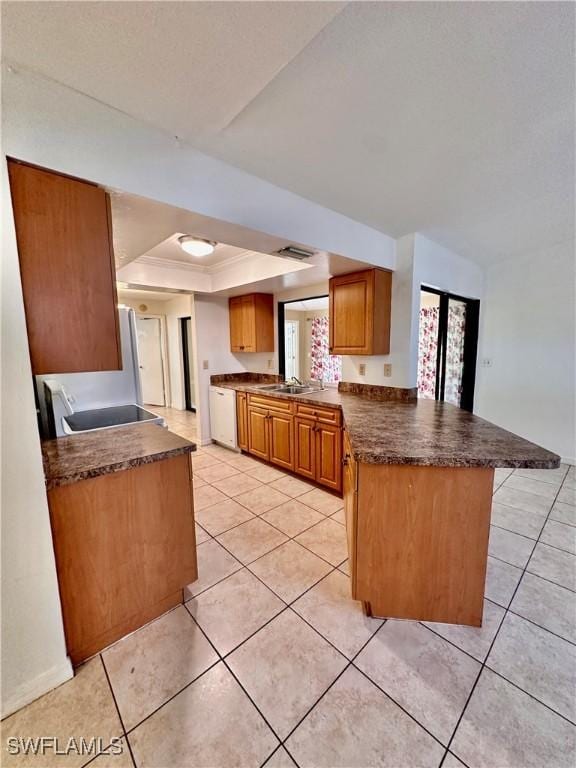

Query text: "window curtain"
[417, 307, 439, 398]
[310, 316, 341, 383]
[444, 302, 467, 405]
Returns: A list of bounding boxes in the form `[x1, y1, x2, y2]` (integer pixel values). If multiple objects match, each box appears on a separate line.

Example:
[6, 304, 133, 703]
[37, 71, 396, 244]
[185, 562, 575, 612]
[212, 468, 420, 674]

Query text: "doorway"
[284, 321, 300, 380]
[135, 315, 166, 406]
[417, 287, 479, 411]
[278, 296, 342, 384]
[180, 317, 196, 412]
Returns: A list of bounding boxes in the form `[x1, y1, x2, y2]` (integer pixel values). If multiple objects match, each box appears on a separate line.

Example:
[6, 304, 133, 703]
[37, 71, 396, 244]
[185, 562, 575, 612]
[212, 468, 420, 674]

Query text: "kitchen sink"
[274, 385, 318, 394]
[252, 382, 323, 395]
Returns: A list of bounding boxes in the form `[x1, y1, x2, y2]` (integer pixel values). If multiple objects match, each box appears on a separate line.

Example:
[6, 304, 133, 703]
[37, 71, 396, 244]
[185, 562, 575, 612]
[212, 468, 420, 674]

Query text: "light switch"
[383, 363, 392, 377]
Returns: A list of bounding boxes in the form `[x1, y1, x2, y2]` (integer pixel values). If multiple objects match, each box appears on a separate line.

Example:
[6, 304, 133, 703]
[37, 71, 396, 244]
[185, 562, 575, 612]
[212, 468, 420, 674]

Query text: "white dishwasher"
[209, 386, 238, 449]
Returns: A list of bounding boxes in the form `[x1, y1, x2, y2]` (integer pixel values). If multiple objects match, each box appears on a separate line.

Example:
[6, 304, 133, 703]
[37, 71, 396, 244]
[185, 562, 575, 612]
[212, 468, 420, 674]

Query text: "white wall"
[475, 240, 575, 461]
[1, 164, 72, 718]
[1, 66, 394, 715]
[193, 295, 271, 443]
[342, 234, 485, 388]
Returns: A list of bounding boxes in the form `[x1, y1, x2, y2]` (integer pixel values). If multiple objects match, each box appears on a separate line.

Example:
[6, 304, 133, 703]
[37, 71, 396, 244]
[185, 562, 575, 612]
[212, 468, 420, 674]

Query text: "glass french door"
[417, 288, 479, 411]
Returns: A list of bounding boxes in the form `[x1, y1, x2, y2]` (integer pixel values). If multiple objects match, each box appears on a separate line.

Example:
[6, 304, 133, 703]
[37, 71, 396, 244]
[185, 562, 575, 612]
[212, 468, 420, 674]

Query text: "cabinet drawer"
[248, 394, 294, 414]
[295, 403, 342, 426]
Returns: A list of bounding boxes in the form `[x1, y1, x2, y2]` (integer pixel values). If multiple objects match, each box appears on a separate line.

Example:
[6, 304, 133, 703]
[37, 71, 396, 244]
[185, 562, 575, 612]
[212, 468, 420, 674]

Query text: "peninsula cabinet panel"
[354, 464, 493, 626]
[236, 392, 249, 451]
[269, 412, 295, 471]
[7, 159, 121, 374]
[229, 293, 274, 352]
[315, 422, 342, 492]
[248, 406, 270, 461]
[329, 268, 391, 355]
[294, 418, 316, 480]
[47, 454, 197, 665]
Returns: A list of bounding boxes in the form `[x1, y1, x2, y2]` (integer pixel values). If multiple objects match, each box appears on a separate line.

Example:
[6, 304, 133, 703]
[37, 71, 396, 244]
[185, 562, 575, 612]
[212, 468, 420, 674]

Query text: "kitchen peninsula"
[213, 373, 559, 627]
[42, 423, 197, 664]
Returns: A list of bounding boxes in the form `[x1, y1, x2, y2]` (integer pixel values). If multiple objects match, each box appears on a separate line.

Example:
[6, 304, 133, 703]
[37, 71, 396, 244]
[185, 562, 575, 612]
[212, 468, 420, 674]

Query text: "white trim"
[1, 658, 73, 719]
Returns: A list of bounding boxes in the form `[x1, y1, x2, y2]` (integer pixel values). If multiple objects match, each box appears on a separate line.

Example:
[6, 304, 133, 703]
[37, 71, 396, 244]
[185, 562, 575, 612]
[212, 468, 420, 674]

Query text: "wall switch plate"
[383, 363, 392, 377]
[202, 360, 209, 370]
[267, 359, 274, 370]
[359, 363, 366, 376]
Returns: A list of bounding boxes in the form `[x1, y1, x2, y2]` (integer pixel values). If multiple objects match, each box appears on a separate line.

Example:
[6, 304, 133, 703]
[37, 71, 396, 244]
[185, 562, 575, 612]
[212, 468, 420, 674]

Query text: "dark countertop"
[43, 423, 196, 489]
[218, 379, 559, 469]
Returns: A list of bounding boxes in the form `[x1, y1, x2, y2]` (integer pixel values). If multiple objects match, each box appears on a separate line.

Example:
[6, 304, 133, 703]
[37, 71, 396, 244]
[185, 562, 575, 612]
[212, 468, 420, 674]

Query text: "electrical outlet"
[359, 363, 366, 376]
[268, 359, 274, 370]
[383, 363, 392, 377]
[202, 360, 209, 370]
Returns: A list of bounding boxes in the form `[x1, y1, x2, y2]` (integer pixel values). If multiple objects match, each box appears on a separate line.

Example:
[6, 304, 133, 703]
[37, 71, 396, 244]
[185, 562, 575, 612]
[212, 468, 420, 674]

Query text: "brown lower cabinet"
[237, 392, 249, 450]
[343, 427, 494, 626]
[239, 392, 343, 492]
[47, 454, 197, 665]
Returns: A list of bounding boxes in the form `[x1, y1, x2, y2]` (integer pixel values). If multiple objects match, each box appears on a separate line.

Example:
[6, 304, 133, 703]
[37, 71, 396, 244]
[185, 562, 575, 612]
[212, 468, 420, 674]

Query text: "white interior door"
[284, 321, 299, 380]
[136, 316, 165, 406]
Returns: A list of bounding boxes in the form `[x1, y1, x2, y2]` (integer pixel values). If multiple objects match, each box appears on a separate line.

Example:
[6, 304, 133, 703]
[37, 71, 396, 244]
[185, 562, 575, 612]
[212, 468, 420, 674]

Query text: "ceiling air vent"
[276, 245, 315, 261]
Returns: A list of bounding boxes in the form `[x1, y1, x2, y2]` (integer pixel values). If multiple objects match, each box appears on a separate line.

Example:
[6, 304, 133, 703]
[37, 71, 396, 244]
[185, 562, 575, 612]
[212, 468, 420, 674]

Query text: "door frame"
[419, 286, 480, 412]
[135, 313, 170, 407]
[277, 294, 330, 380]
[180, 316, 196, 412]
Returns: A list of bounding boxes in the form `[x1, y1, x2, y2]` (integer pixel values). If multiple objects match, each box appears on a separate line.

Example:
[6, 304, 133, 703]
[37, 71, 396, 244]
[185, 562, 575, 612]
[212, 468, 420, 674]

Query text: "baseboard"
[1, 657, 73, 720]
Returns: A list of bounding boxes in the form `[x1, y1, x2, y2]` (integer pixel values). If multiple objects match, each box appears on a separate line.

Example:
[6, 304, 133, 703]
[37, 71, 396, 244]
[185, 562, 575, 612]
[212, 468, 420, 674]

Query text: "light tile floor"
[2, 438, 575, 768]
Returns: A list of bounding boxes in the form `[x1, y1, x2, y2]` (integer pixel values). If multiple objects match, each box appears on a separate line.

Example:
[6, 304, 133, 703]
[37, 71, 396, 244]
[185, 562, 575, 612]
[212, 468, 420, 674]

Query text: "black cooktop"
[64, 405, 160, 432]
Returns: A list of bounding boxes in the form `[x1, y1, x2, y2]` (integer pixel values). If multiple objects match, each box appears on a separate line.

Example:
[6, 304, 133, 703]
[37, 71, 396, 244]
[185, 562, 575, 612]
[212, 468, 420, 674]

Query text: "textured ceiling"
[2, 1, 345, 139]
[3, 1, 574, 265]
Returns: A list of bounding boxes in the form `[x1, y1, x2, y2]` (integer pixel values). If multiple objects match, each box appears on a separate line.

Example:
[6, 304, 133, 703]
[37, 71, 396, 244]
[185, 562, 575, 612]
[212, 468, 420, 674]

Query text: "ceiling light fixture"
[178, 236, 216, 257]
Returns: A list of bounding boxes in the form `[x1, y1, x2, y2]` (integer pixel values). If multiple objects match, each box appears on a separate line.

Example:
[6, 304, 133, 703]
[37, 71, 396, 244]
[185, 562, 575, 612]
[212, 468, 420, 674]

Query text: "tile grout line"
[180, 604, 297, 767]
[193, 458, 576, 754]
[97, 655, 138, 768]
[439, 467, 571, 762]
[487, 548, 576, 588]
[90, 450, 574, 765]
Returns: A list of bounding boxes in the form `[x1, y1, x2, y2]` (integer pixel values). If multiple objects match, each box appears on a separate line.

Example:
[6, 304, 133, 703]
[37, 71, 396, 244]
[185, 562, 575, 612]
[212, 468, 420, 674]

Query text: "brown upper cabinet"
[8, 160, 121, 374]
[229, 293, 274, 353]
[329, 268, 392, 355]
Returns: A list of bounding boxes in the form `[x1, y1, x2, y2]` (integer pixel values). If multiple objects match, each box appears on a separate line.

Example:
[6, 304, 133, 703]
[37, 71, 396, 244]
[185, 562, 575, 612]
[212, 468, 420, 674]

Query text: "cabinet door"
[236, 392, 249, 451]
[269, 412, 294, 471]
[315, 423, 343, 492]
[240, 296, 257, 352]
[294, 417, 316, 480]
[343, 432, 358, 593]
[248, 407, 269, 461]
[229, 297, 245, 352]
[329, 271, 372, 355]
[8, 160, 121, 374]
